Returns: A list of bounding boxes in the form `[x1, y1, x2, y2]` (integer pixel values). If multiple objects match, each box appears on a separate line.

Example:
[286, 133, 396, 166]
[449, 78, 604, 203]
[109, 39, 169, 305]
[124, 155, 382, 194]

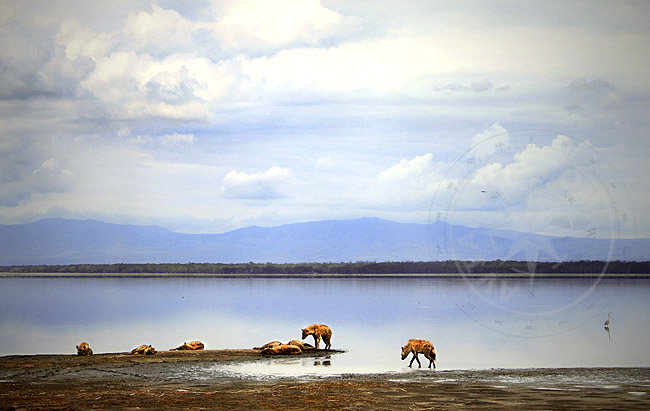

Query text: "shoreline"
[2, 272, 650, 278]
[2, 350, 650, 370]
[2, 351, 649, 410]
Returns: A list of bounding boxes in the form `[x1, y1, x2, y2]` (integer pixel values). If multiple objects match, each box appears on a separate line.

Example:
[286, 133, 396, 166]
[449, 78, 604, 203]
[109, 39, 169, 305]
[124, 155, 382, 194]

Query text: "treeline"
[1, 260, 649, 274]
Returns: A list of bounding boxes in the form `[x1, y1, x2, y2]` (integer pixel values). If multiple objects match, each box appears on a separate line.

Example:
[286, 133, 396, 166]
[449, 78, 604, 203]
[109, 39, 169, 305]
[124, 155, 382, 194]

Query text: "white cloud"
[364, 153, 440, 209]
[470, 122, 509, 158]
[238, 36, 450, 99]
[0, 1, 649, 238]
[434, 79, 509, 94]
[496, 141, 567, 188]
[215, 0, 342, 51]
[159, 133, 196, 146]
[123, 4, 195, 57]
[221, 166, 295, 200]
[0, 154, 73, 207]
[565, 78, 621, 111]
[0, 134, 76, 209]
[458, 134, 576, 210]
[378, 153, 435, 185]
[80, 52, 236, 120]
[436, 130, 641, 237]
[57, 18, 116, 62]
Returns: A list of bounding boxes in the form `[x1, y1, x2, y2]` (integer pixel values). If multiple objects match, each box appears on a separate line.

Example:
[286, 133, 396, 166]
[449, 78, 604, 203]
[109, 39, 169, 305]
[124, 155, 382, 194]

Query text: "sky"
[1, 0, 649, 238]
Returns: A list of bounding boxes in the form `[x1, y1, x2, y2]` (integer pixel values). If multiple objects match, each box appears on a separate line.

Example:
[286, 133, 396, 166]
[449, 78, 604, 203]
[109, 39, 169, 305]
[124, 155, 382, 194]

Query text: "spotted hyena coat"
[287, 340, 315, 351]
[301, 324, 332, 350]
[76, 342, 93, 356]
[401, 339, 436, 369]
[130, 344, 157, 355]
[171, 340, 204, 350]
[260, 343, 302, 355]
[254, 341, 282, 350]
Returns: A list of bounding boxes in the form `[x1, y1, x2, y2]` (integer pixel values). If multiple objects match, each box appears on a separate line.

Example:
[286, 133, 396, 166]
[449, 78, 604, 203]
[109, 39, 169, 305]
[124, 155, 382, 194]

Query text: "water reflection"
[0, 277, 649, 375]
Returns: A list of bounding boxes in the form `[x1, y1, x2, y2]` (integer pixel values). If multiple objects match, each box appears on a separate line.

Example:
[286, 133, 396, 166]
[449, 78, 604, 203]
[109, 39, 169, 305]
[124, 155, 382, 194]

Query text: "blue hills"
[0, 217, 647, 265]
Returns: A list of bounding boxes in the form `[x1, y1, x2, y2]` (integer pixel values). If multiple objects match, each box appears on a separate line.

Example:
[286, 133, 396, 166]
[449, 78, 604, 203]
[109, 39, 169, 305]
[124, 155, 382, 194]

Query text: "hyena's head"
[400, 346, 409, 360]
[76, 342, 90, 355]
[301, 328, 309, 339]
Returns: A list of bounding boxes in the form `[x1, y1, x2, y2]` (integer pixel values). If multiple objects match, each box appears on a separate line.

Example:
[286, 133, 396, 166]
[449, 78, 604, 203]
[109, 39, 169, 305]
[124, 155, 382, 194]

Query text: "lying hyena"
[254, 341, 283, 350]
[287, 340, 314, 351]
[260, 343, 302, 355]
[301, 324, 332, 350]
[76, 342, 93, 356]
[171, 340, 204, 350]
[401, 339, 436, 369]
[130, 344, 157, 355]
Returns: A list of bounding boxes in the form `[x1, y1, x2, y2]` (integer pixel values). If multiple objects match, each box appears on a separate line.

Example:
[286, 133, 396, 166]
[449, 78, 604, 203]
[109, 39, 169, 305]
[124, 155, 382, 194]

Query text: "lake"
[1, 276, 649, 377]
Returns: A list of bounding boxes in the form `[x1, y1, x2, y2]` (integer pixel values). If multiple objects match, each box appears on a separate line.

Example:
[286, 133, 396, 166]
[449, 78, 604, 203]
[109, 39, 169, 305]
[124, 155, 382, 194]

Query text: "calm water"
[1, 276, 649, 377]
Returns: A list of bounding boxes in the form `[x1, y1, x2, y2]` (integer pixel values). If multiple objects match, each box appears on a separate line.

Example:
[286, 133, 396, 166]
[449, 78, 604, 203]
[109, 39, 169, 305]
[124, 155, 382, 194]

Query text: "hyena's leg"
[426, 353, 435, 368]
[323, 334, 331, 350]
[409, 352, 421, 368]
[313, 335, 321, 349]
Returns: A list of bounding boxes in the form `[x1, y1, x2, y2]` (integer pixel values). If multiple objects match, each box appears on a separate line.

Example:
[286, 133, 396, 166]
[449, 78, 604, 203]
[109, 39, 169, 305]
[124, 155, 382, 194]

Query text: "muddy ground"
[1, 350, 649, 410]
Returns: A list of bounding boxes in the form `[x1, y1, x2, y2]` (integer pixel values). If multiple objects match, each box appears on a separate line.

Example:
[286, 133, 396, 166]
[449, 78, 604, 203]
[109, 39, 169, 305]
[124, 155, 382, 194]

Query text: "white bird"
[604, 312, 612, 328]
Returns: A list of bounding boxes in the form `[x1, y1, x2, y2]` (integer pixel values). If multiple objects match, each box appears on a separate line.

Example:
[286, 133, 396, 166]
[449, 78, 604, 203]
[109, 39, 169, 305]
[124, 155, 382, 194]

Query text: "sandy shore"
[1, 350, 649, 410]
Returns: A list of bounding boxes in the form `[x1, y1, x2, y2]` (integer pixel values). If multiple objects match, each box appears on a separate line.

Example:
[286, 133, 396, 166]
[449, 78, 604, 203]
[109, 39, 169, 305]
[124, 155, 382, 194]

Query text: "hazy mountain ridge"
[0, 218, 647, 265]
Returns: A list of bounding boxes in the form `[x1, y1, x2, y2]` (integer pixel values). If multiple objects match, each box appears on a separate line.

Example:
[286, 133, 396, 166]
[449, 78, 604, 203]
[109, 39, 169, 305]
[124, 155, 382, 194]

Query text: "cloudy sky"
[1, 0, 649, 239]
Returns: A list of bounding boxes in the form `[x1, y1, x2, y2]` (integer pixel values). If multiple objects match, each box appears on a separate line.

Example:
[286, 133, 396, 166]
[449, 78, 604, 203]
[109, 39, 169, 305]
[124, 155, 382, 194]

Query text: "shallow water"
[1, 276, 649, 376]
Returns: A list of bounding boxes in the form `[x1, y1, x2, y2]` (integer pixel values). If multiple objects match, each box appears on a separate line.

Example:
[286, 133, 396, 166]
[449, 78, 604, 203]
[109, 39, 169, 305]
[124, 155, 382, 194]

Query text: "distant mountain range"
[0, 218, 647, 265]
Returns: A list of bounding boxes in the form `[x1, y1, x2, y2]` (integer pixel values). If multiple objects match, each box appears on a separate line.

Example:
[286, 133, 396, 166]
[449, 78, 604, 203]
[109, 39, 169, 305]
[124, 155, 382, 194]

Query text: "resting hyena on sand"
[254, 340, 315, 351]
[130, 344, 157, 355]
[260, 343, 302, 355]
[287, 340, 314, 351]
[301, 324, 332, 350]
[253, 341, 282, 350]
[171, 340, 204, 351]
[401, 339, 436, 369]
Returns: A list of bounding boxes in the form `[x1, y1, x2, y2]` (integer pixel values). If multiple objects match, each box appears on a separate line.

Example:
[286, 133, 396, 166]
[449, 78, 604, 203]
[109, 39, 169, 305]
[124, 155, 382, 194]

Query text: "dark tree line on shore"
[1, 260, 649, 275]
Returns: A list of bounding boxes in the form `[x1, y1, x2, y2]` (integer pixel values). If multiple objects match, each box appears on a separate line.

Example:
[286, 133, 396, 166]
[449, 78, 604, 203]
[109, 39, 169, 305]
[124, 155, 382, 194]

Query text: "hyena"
[130, 344, 157, 355]
[401, 339, 436, 369]
[287, 339, 314, 351]
[260, 343, 302, 355]
[254, 341, 282, 350]
[301, 324, 332, 350]
[171, 340, 204, 350]
[76, 342, 93, 356]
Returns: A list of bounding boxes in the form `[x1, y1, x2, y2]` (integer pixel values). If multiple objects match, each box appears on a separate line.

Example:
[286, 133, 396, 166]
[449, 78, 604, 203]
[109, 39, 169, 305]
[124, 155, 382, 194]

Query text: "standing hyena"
[301, 324, 332, 350]
[401, 339, 436, 369]
[76, 342, 93, 356]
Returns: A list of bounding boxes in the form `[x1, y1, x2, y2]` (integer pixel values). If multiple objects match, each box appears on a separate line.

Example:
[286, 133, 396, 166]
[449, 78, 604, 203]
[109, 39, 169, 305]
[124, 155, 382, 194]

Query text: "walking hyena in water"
[401, 339, 436, 369]
[301, 324, 332, 350]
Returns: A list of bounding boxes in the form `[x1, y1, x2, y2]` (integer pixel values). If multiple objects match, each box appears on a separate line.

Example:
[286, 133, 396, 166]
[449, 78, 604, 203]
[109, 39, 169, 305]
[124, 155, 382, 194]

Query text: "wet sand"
[1, 350, 649, 410]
